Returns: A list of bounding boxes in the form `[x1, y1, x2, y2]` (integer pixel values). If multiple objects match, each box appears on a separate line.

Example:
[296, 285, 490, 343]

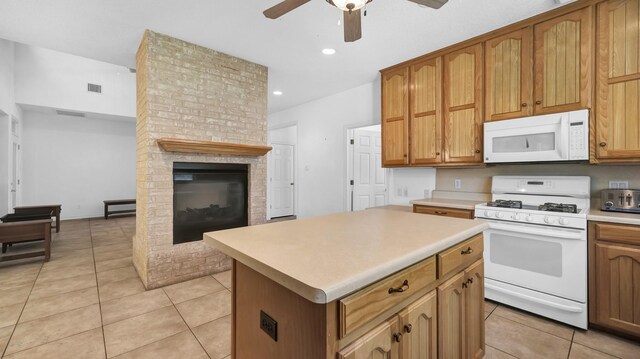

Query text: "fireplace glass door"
[173, 162, 248, 244]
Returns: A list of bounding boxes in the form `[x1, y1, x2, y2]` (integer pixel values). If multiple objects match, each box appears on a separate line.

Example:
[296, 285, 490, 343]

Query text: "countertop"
[410, 198, 486, 210]
[588, 207, 640, 226]
[204, 208, 488, 304]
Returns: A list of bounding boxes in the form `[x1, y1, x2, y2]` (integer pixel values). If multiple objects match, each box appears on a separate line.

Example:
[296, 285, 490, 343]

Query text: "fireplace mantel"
[157, 138, 272, 157]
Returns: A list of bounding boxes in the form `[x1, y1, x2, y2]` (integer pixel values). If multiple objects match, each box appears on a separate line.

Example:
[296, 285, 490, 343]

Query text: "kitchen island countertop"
[204, 208, 487, 303]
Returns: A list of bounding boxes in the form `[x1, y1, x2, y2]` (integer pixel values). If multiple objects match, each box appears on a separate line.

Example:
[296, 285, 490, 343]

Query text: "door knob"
[393, 332, 402, 343]
[404, 324, 413, 333]
[290, 182, 294, 185]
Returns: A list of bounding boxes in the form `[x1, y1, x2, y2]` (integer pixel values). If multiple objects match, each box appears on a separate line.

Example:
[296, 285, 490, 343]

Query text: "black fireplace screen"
[173, 162, 248, 245]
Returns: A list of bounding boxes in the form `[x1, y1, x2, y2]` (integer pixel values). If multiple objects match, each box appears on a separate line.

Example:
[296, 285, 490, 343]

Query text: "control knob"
[511, 213, 521, 221]
[484, 211, 495, 218]
[544, 216, 556, 224]
[496, 212, 505, 219]
[526, 215, 534, 222]
[559, 218, 570, 226]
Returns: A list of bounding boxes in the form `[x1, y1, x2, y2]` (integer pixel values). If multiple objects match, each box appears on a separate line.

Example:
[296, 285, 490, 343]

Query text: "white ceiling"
[0, 0, 565, 114]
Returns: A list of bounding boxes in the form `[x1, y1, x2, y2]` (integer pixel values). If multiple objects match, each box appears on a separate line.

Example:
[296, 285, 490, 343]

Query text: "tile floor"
[1, 217, 639, 358]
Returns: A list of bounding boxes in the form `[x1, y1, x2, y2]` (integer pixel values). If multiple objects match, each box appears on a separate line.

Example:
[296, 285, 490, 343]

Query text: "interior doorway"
[268, 125, 297, 220]
[9, 116, 20, 210]
[348, 125, 387, 211]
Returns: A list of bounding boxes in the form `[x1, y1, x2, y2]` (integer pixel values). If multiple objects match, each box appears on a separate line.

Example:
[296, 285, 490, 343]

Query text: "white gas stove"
[475, 176, 590, 329]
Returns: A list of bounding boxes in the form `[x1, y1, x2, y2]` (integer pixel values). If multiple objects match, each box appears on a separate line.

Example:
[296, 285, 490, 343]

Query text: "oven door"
[484, 220, 586, 302]
[484, 112, 569, 163]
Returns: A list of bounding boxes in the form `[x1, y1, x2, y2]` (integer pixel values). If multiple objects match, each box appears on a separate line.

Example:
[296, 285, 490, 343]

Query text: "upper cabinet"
[410, 57, 443, 165]
[534, 7, 593, 115]
[443, 44, 484, 164]
[381, 67, 409, 166]
[595, 0, 640, 162]
[485, 28, 533, 121]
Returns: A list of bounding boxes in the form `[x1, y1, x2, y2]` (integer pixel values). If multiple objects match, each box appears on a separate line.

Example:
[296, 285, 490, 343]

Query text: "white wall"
[21, 111, 136, 219]
[388, 168, 437, 205]
[14, 44, 136, 118]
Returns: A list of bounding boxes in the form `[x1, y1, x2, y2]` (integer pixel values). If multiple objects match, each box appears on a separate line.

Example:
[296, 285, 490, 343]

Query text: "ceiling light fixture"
[273, 91, 283, 96]
[328, 0, 372, 13]
[322, 48, 336, 55]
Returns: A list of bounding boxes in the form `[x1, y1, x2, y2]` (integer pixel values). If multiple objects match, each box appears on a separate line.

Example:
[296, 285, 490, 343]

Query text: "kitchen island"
[205, 208, 488, 359]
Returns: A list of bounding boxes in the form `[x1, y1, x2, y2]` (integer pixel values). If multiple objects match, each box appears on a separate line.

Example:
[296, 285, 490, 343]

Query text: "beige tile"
[0, 284, 32, 308]
[486, 314, 571, 358]
[569, 343, 617, 359]
[0, 325, 14, 354]
[92, 238, 130, 249]
[99, 277, 145, 302]
[96, 257, 132, 273]
[492, 305, 574, 340]
[40, 253, 94, 271]
[485, 345, 517, 359]
[20, 286, 99, 323]
[176, 290, 231, 328]
[163, 276, 225, 304]
[0, 262, 41, 279]
[97, 266, 139, 286]
[193, 315, 231, 359]
[573, 329, 640, 358]
[0, 272, 38, 291]
[94, 248, 132, 263]
[113, 330, 208, 359]
[101, 289, 172, 325]
[103, 306, 188, 358]
[3, 327, 105, 359]
[212, 270, 231, 289]
[36, 261, 95, 282]
[0, 303, 23, 328]
[30, 273, 96, 300]
[5, 304, 102, 355]
[92, 242, 132, 256]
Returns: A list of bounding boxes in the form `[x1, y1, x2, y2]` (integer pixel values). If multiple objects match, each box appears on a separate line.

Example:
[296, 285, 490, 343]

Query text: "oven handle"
[486, 283, 584, 313]
[488, 223, 584, 240]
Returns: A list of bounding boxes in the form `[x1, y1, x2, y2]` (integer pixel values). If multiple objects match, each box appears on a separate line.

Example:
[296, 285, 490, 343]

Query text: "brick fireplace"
[134, 30, 268, 289]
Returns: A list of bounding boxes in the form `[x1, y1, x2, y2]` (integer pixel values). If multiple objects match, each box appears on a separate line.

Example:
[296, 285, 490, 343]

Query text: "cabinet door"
[437, 271, 465, 359]
[595, 242, 640, 336]
[339, 316, 401, 359]
[464, 259, 485, 359]
[485, 28, 533, 121]
[443, 44, 484, 164]
[410, 57, 443, 165]
[595, 0, 640, 161]
[534, 7, 592, 115]
[399, 290, 437, 359]
[382, 67, 409, 166]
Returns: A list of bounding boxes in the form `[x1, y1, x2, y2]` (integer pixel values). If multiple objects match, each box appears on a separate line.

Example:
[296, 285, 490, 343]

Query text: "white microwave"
[483, 110, 589, 163]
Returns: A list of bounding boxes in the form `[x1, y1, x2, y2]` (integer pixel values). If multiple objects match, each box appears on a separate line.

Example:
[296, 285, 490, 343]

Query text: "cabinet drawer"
[413, 205, 474, 219]
[339, 256, 436, 338]
[594, 222, 640, 246]
[438, 234, 483, 278]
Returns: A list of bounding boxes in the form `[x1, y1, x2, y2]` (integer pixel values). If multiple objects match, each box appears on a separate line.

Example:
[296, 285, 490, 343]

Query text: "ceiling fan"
[263, 0, 449, 42]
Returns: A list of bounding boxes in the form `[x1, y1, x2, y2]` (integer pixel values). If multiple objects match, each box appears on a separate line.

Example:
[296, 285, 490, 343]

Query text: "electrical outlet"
[609, 181, 629, 189]
[454, 179, 462, 189]
[424, 189, 431, 198]
[260, 311, 278, 341]
[403, 187, 408, 196]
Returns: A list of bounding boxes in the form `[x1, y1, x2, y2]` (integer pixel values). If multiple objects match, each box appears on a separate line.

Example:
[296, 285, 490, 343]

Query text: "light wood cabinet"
[382, 67, 409, 166]
[443, 44, 484, 164]
[410, 57, 443, 165]
[399, 291, 438, 359]
[437, 259, 485, 359]
[534, 7, 592, 115]
[338, 316, 400, 359]
[588, 221, 640, 340]
[595, 0, 640, 162]
[413, 205, 474, 219]
[485, 27, 533, 121]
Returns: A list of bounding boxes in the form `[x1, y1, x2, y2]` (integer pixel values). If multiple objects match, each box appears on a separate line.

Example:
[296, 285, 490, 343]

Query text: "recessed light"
[322, 48, 336, 55]
[273, 91, 283, 96]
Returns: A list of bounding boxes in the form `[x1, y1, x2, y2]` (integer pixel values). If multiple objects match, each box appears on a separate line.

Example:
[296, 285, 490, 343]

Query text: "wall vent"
[87, 83, 102, 93]
[56, 110, 86, 118]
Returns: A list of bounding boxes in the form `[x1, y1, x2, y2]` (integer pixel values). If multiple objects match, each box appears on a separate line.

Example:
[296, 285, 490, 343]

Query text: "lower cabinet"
[338, 259, 484, 359]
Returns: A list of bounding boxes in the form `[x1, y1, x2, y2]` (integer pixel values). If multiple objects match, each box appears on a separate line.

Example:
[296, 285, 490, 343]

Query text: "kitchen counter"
[410, 197, 486, 210]
[205, 208, 487, 303]
[588, 207, 640, 226]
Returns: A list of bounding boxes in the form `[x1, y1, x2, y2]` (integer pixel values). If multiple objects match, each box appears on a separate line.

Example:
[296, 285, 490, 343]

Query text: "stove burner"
[487, 200, 523, 209]
[538, 203, 578, 214]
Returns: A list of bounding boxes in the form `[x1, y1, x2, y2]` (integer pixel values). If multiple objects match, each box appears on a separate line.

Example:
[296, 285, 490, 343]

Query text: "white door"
[352, 129, 387, 210]
[270, 144, 294, 218]
[9, 141, 18, 209]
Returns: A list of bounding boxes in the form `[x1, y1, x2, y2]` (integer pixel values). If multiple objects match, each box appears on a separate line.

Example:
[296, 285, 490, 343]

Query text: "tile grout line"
[486, 344, 519, 358]
[490, 310, 575, 342]
[566, 330, 574, 359]
[167, 289, 214, 359]
[90, 218, 109, 359]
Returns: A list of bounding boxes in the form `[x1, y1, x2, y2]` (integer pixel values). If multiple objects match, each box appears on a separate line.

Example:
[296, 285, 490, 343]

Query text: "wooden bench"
[0, 219, 51, 262]
[14, 204, 62, 232]
[104, 199, 136, 219]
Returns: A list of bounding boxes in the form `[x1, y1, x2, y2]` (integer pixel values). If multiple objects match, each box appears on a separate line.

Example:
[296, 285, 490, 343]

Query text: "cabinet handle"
[434, 211, 448, 215]
[461, 247, 474, 255]
[388, 280, 410, 294]
[403, 154, 407, 158]
[521, 103, 528, 107]
[475, 149, 481, 154]
[404, 324, 413, 333]
[462, 282, 468, 289]
[535, 100, 542, 105]
[467, 277, 474, 285]
[393, 332, 403, 343]
[436, 152, 440, 156]
[599, 142, 607, 147]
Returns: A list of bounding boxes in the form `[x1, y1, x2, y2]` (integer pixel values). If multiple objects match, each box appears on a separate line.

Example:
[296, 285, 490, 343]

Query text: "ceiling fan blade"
[407, 0, 448, 9]
[263, 0, 311, 19]
[344, 9, 362, 42]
